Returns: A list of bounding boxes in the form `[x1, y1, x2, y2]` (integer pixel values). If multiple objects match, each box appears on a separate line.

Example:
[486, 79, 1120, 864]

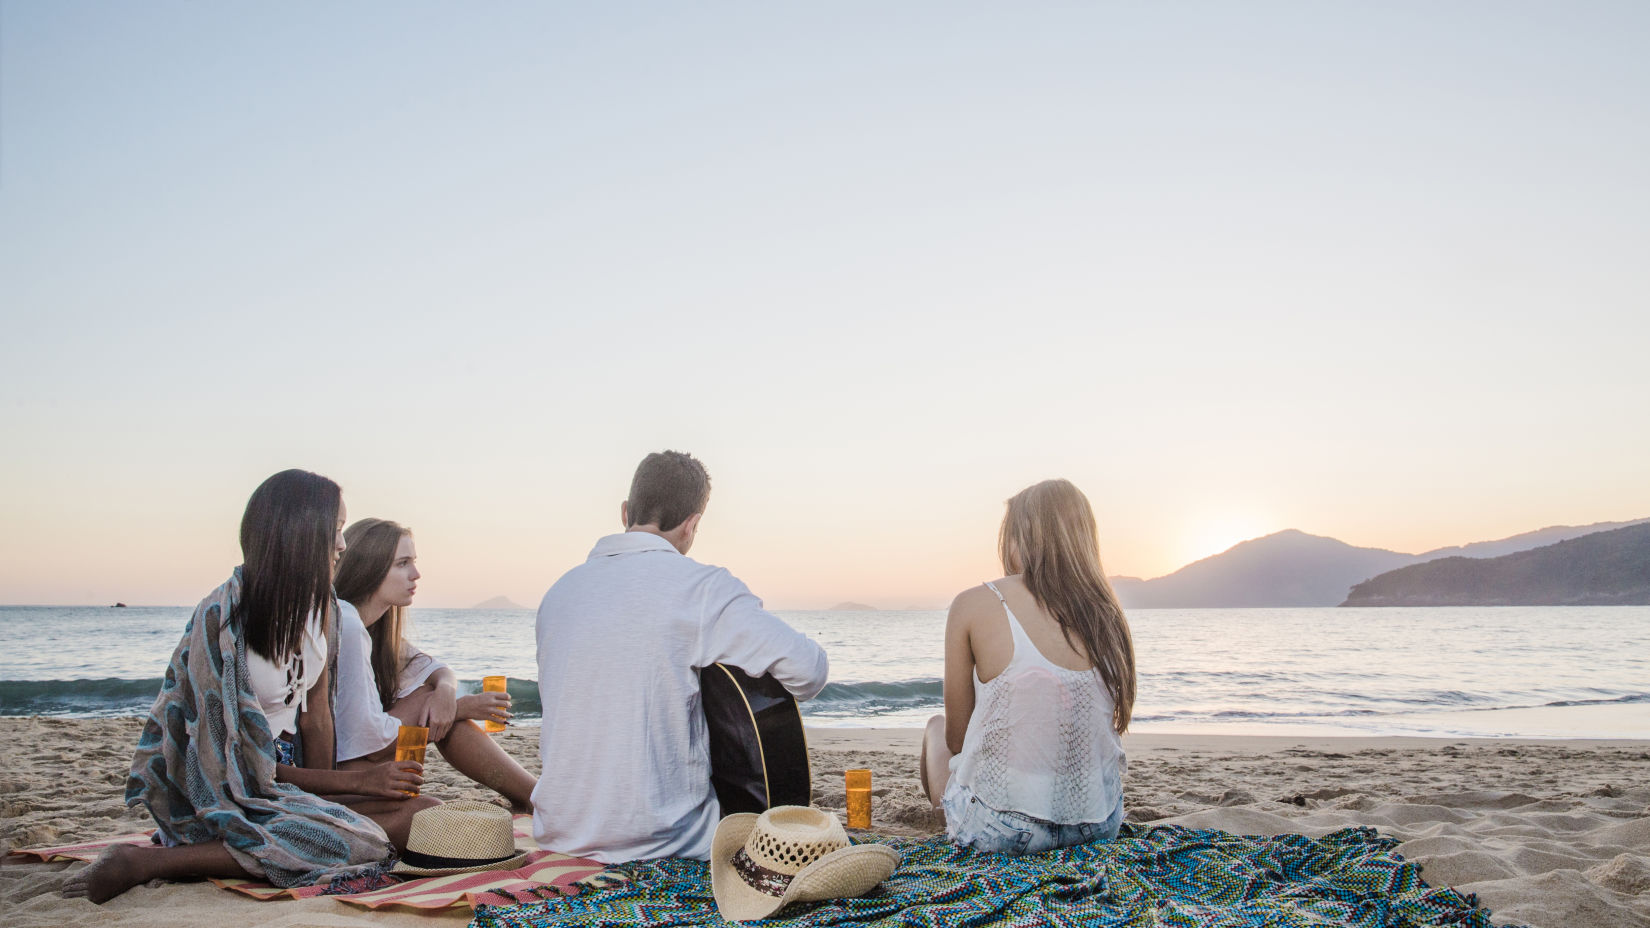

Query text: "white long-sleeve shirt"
[333, 600, 449, 762]
[531, 532, 828, 863]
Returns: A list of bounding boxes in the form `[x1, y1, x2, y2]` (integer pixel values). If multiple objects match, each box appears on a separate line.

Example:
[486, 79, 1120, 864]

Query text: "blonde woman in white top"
[332, 518, 536, 810]
[919, 479, 1137, 854]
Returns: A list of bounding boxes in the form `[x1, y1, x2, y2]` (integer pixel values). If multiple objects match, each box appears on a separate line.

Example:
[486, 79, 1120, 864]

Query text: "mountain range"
[1109, 518, 1648, 609]
[1342, 522, 1650, 606]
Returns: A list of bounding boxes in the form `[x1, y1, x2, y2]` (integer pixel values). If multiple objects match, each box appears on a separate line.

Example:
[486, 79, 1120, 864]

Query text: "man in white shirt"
[531, 451, 829, 863]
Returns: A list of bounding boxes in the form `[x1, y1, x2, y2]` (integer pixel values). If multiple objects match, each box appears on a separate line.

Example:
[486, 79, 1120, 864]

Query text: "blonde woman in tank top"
[919, 479, 1137, 854]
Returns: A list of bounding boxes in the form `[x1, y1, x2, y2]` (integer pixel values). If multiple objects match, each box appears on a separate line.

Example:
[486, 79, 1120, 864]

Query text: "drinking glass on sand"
[395, 724, 429, 796]
[845, 768, 872, 828]
[482, 675, 508, 733]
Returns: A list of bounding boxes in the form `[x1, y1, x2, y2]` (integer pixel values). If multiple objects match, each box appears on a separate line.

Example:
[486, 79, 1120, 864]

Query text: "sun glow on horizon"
[1177, 514, 1279, 573]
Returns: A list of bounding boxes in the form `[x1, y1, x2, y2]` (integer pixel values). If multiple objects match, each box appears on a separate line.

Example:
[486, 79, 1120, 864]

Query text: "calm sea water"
[1, 605, 1645, 738]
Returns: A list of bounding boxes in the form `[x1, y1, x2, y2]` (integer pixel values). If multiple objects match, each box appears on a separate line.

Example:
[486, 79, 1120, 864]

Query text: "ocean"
[2, 605, 1645, 739]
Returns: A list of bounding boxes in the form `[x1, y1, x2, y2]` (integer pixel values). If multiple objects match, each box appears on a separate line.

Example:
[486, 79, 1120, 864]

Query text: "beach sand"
[3, 718, 1647, 927]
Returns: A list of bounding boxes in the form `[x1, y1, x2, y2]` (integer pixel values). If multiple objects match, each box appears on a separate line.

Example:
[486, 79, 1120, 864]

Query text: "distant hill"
[472, 596, 526, 610]
[1107, 518, 1650, 609]
[827, 601, 878, 611]
[1415, 518, 1650, 561]
[1111, 530, 1419, 608]
[1342, 522, 1650, 606]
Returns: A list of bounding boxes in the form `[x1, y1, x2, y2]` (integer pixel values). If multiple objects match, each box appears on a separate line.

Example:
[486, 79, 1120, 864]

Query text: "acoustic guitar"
[700, 662, 811, 815]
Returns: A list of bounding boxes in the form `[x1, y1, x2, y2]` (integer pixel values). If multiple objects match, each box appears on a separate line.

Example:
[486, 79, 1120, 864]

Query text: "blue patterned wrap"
[125, 568, 395, 887]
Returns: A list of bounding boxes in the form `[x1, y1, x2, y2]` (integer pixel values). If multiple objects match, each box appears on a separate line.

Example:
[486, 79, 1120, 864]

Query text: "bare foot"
[62, 844, 149, 904]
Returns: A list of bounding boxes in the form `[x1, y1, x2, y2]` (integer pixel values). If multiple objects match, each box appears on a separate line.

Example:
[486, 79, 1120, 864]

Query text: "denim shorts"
[943, 780, 1124, 855]
[273, 735, 296, 766]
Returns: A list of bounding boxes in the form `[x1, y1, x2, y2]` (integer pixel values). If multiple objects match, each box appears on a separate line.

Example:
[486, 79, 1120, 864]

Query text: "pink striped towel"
[7, 814, 617, 911]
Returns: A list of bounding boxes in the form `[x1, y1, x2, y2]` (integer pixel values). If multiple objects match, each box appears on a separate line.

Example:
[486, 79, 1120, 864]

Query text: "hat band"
[400, 848, 519, 870]
[731, 847, 795, 898]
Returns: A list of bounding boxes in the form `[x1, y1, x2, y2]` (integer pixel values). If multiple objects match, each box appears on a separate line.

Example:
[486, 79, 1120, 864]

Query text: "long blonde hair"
[998, 479, 1136, 734]
[335, 518, 412, 710]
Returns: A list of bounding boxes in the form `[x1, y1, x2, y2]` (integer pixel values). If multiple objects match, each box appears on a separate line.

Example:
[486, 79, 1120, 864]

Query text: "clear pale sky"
[2, 2, 1647, 609]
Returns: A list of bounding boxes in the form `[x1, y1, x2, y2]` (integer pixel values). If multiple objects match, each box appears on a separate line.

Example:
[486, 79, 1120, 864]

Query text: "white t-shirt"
[245, 609, 328, 737]
[334, 600, 450, 762]
[532, 532, 829, 863]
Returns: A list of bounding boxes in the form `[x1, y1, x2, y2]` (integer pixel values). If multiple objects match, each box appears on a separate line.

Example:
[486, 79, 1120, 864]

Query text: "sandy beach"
[3, 718, 1647, 927]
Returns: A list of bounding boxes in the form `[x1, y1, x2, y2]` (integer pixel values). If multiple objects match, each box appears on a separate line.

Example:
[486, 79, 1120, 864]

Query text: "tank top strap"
[982, 581, 1039, 667]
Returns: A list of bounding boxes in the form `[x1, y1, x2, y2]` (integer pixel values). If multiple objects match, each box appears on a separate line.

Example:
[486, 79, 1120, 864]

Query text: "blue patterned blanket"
[471, 824, 1521, 928]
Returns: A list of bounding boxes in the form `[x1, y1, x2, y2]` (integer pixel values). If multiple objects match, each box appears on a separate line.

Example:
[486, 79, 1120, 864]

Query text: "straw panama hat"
[390, 801, 531, 877]
[711, 806, 900, 921]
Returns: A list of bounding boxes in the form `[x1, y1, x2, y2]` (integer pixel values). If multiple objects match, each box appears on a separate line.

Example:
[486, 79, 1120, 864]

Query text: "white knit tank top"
[947, 582, 1125, 823]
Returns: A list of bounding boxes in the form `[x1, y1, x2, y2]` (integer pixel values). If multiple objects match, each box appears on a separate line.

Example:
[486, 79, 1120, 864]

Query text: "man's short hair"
[626, 451, 711, 532]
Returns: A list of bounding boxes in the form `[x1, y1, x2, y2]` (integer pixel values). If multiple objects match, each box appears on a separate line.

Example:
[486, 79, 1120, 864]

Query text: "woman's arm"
[286, 661, 423, 798]
[942, 592, 978, 755]
[286, 663, 353, 793]
[453, 678, 512, 728]
[277, 761, 362, 794]
[297, 665, 336, 770]
[277, 759, 423, 798]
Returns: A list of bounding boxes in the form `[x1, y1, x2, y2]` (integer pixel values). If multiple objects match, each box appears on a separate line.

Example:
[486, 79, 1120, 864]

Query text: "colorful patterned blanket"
[471, 823, 1524, 928]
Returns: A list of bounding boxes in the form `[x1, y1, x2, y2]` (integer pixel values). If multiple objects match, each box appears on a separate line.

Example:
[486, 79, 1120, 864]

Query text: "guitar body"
[700, 663, 811, 815]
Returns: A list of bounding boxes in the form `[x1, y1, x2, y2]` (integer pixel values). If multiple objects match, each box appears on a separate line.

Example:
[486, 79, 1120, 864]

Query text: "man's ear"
[619, 500, 630, 529]
[671, 511, 704, 555]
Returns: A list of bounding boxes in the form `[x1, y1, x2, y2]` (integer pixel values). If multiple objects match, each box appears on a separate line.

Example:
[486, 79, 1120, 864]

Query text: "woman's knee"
[437, 715, 481, 748]
[923, 715, 953, 756]
[388, 685, 435, 725]
[923, 714, 949, 749]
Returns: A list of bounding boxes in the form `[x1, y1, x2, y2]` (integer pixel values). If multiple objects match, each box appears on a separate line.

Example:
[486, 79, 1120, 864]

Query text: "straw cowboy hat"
[711, 806, 899, 921]
[390, 801, 532, 877]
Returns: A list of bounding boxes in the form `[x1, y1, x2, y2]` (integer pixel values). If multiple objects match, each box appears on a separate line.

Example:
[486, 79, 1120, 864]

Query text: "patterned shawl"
[125, 568, 396, 887]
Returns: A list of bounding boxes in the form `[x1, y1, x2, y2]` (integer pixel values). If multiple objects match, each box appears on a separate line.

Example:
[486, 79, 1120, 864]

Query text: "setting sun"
[1181, 514, 1277, 569]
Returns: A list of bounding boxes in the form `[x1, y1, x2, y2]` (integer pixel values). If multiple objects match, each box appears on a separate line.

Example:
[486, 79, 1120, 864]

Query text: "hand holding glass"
[395, 725, 429, 796]
[482, 675, 508, 734]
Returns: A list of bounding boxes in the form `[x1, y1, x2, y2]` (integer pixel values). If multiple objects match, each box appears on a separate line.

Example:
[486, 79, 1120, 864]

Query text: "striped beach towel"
[8, 814, 617, 911]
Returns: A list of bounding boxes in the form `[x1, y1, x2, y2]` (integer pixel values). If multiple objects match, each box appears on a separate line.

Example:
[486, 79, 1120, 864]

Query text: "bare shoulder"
[947, 582, 1002, 623]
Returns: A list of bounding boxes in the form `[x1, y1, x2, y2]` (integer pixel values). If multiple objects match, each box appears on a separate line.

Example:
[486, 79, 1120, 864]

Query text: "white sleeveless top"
[947, 582, 1126, 823]
[244, 610, 328, 737]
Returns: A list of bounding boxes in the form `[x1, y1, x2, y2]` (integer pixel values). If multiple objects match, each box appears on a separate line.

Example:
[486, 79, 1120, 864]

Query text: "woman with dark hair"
[332, 518, 535, 809]
[66, 470, 434, 903]
[919, 479, 1136, 854]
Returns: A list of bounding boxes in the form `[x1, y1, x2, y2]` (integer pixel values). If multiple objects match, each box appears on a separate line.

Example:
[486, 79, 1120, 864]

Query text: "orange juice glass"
[482, 675, 508, 733]
[394, 725, 428, 796]
[845, 768, 871, 828]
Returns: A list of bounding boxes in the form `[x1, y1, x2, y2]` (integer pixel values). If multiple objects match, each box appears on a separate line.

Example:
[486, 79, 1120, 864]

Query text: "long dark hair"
[238, 469, 341, 664]
[999, 479, 1137, 734]
[334, 518, 411, 710]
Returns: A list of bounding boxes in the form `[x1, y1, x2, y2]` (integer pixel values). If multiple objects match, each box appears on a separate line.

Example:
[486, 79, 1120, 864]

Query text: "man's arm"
[702, 572, 828, 700]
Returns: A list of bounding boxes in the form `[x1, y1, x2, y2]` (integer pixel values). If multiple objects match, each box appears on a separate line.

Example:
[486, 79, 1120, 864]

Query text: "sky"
[2, 1, 1647, 609]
